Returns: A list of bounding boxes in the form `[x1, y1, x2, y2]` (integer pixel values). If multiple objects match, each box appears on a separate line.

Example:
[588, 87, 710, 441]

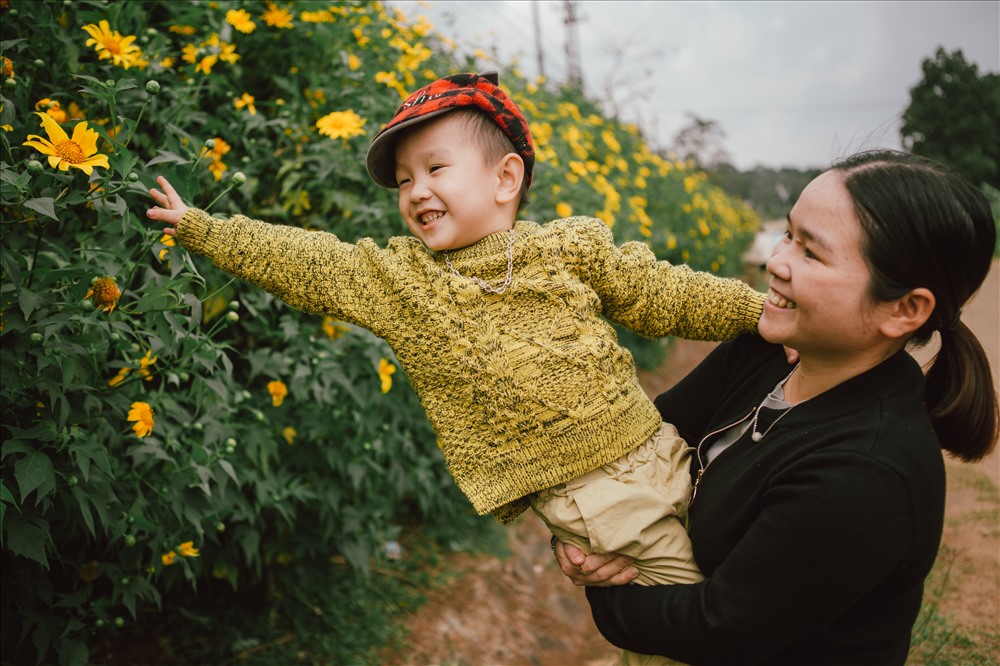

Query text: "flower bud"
[29, 332, 43, 343]
[225, 311, 239, 323]
[126, 172, 140, 182]
[26, 160, 43, 175]
[3, 78, 15, 91]
[114, 617, 125, 628]
[124, 534, 137, 547]
[145, 80, 161, 95]
[216, 522, 226, 533]
[225, 437, 237, 448]
[231, 171, 247, 185]
[228, 300, 239, 311]
[204, 138, 216, 150]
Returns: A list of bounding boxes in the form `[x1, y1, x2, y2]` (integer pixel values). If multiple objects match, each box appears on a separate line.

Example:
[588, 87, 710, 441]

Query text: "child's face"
[394, 113, 512, 252]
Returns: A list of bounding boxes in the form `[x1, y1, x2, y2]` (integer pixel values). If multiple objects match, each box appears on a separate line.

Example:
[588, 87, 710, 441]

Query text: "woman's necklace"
[444, 228, 515, 295]
[750, 363, 805, 442]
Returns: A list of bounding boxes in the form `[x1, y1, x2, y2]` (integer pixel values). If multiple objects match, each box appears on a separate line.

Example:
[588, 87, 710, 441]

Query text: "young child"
[147, 72, 765, 593]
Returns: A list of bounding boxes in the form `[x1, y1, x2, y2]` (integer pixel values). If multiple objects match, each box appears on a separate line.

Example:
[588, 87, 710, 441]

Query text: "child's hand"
[146, 176, 189, 237]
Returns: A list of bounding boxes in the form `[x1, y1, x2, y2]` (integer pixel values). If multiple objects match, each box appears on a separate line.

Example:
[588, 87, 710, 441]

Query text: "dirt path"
[385, 261, 1000, 665]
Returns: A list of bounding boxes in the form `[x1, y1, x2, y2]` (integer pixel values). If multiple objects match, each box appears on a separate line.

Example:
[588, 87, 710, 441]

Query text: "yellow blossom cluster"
[201, 137, 231, 181]
[161, 541, 200, 566]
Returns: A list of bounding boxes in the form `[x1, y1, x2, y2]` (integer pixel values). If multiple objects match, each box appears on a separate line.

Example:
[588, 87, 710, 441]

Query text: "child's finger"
[156, 176, 182, 207]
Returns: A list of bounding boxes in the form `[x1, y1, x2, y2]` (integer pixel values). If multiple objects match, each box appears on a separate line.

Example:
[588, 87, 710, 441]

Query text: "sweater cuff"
[742, 289, 766, 333]
[176, 208, 222, 258]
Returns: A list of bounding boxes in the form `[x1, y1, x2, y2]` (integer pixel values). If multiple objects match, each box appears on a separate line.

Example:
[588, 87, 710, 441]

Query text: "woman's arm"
[582, 452, 918, 664]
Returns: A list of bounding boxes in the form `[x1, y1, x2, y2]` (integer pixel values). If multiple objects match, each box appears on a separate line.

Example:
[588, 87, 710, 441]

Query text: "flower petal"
[70, 121, 100, 153]
[34, 111, 68, 143]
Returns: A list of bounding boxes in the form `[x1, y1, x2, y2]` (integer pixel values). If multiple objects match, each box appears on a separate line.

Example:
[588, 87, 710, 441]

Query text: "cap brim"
[365, 107, 458, 189]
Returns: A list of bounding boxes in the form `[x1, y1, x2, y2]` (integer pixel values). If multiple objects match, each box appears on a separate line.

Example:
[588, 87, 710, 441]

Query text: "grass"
[908, 545, 999, 665]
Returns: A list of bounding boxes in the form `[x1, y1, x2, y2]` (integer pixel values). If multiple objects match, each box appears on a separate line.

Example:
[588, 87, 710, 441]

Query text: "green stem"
[123, 96, 150, 150]
[202, 184, 234, 213]
[25, 222, 43, 289]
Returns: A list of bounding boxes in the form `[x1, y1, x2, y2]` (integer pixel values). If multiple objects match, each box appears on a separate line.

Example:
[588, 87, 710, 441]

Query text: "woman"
[553, 150, 998, 665]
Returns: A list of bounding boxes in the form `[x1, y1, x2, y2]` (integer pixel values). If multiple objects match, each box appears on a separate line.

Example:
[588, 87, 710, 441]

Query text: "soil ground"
[383, 261, 1000, 666]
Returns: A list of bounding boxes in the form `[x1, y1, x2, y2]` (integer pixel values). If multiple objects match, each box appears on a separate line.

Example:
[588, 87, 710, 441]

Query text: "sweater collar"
[437, 221, 525, 263]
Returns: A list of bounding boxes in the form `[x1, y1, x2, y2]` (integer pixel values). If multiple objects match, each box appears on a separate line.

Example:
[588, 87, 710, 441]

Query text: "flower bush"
[0, 1, 759, 663]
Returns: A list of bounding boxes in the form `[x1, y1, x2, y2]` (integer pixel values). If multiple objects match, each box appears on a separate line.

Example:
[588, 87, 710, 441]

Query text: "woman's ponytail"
[925, 322, 999, 461]
[834, 150, 998, 463]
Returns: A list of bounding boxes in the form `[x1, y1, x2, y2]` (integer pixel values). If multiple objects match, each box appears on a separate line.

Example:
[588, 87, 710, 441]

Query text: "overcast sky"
[387, 1, 999, 170]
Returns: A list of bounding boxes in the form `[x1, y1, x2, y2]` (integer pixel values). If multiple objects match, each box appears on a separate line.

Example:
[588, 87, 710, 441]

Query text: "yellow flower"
[158, 233, 175, 261]
[283, 427, 297, 445]
[378, 358, 396, 394]
[108, 367, 130, 388]
[208, 160, 227, 181]
[177, 541, 200, 557]
[262, 2, 294, 28]
[169, 25, 197, 36]
[348, 54, 361, 70]
[267, 380, 288, 407]
[82, 21, 144, 69]
[79, 561, 100, 582]
[85, 275, 122, 313]
[234, 92, 256, 115]
[226, 8, 256, 33]
[1, 57, 13, 79]
[162, 551, 177, 566]
[23, 112, 110, 176]
[138, 350, 158, 381]
[315, 110, 366, 140]
[555, 202, 573, 218]
[322, 316, 349, 339]
[34, 98, 67, 123]
[195, 54, 219, 75]
[127, 401, 154, 438]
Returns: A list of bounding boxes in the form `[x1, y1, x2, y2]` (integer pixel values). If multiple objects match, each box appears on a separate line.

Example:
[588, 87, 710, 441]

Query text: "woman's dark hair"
[833, 150, 998, 462]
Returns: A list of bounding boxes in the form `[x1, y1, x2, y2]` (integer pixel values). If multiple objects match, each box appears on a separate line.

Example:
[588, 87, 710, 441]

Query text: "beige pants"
[530, 422, 703, 666]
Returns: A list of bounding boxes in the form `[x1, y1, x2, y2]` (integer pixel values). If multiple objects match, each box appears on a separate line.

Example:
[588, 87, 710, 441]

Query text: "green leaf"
[4, 512, 50, 568]
[14, 450, 55, 505]
[218, 459, 238, 485]
[24, 197, 58, 221]
[71, 486, 96, 538]
[18, 288, 46, 320]
[146, 151, 192, 167]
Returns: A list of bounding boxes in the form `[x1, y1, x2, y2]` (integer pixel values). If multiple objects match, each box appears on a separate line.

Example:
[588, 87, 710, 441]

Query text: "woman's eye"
[397, 178, 411, 186]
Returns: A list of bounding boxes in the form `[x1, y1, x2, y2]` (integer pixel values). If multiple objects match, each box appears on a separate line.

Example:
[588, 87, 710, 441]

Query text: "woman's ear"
[880, 287, 936, 339]
[496, 153, 525, 205]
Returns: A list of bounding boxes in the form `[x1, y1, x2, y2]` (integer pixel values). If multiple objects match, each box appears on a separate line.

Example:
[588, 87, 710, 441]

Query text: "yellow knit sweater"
[176, 209, 765, 523]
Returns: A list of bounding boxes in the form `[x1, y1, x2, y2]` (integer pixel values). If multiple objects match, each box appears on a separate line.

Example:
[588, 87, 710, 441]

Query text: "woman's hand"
[552, 538, 638, 587]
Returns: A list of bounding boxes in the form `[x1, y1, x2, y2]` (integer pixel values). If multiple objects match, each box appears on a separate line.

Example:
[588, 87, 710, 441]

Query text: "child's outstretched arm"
[146, 176, 189, 236]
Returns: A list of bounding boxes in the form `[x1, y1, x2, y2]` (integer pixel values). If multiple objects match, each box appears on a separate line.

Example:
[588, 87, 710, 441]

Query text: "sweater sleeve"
[560, 217, 765, 341]
[584, 452, 919, 664]
[175, 208, 393, 332]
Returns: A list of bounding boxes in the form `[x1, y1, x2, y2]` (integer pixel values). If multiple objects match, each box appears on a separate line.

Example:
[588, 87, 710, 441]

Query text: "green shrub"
[0, 2, 759, 663]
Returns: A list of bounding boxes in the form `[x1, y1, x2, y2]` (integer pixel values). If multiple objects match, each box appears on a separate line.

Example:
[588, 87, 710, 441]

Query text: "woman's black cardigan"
[585, 334, 946, 666]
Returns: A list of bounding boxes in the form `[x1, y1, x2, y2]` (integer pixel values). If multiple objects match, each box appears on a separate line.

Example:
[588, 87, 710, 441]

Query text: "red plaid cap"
[366, 72, 535, 189]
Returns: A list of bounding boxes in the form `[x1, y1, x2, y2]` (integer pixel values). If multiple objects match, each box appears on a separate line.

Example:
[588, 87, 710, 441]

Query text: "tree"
[671, 113, 731, 168]
[900, 47, 1000, 188]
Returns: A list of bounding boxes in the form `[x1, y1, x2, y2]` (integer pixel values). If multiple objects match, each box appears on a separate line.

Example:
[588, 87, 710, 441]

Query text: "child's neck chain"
[444, 228, 515, 295]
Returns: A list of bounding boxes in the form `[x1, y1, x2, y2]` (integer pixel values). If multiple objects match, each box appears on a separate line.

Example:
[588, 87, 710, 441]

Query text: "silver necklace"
[444, 228, 515, 295]
[750, 363, 804, 442]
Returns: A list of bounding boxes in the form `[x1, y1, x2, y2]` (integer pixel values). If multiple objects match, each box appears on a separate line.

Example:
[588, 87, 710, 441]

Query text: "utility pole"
[532, 1, 546, 81]
[563, 0, 583, 91]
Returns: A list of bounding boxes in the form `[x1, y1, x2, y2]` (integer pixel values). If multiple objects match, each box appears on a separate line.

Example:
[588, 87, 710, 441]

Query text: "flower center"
[55, 140, 86, 164]
[102, 37, 123, 56]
